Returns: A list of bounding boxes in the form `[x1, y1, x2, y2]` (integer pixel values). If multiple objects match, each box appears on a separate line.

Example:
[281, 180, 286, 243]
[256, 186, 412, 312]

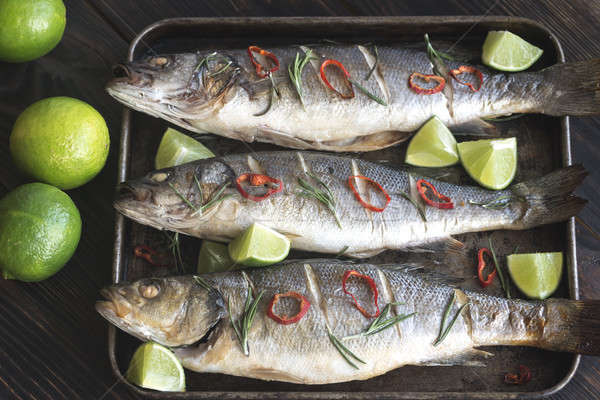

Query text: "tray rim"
[109, 15, 579, 399]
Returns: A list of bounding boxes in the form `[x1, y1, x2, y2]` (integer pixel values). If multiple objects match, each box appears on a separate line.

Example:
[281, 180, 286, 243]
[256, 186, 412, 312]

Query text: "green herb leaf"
[327, 326, 365, 369]
[468, 195, 514, 210]
[297, 172, 342, 229]
[169, 183, 198, 211]
[398, 191, 427, 222]
[228, 286, 265, 356]
[289, 49, 316, 108]
[207, 60, 233, 77]
[343, 303, 415, 340]
[348, 78, 387, 106]
[193, 275, 212, 291]
[335, 245, 349, 258]
[489, 237, 511, 299]
[433, 292, 469, 346]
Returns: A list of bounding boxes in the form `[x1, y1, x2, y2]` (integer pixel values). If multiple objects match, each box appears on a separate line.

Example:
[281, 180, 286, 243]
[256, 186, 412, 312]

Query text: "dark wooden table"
[0, 1, 598, 399]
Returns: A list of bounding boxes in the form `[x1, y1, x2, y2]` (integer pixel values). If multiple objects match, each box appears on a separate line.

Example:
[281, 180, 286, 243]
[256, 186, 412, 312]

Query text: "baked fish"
[114, 151, 586, 258]
[106, 43, 600, 151]
[96, 260, 600, 384]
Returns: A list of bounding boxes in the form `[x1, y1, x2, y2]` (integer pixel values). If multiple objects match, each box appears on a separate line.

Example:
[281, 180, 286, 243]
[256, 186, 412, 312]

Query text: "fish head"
[106, 52, 242, 129]
[96, 276, 226, 347]
[114, 159, 236, 231]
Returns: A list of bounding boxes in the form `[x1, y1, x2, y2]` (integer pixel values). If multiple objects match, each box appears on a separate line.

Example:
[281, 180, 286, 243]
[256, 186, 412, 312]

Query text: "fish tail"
[539, 299, 600, 355]
[511, 164, 588, 228]
[542, 59, 600, 116]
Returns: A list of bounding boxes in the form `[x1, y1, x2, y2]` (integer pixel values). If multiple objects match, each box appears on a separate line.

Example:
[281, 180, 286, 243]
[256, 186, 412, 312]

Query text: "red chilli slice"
[342, 270, 380, 318]
[504, 365, 532, 385]
[348, 175, 391, 212]
[320, 59, 355, 99]
[450, 65, 483, 92]
[267, 291, 311, 325]
[247, 45, 280, 78]
[408, 72, 446, 95]
[134, 245, 169, 267]
[477, 248, 497, 288]
[416, 179, 454, 209]
[235, 173, 282, 202]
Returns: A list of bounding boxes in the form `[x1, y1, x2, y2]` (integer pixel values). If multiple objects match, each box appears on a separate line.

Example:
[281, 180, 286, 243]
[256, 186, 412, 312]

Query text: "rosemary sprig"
[343, 303, 415, 340]
[228, 286, 264, 356]
[489, 238, 511, 299]
[348, 78, 387, 106]
[169, 183, 198, 211]
[207, 60, 233, 77]
[194, 174, 203, 200]
[191, 182, 232, 216]
[468, 195, 513, 210]
[193, 51, 217, 74]
[164, 231, 185, 273]
[193, 275, 213, 291]
[398, 191, 427, 222]
[424, 33, 455, 63]
[365, 45, 378, 81]
[288, 49, 316, 107]
[433, 292, 469, 346]
[327, 326, 366, 369]
[297, 172, 342, 229]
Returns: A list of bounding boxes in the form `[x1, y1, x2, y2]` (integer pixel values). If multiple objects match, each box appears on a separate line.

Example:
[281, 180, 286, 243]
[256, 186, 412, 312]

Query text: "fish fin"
[255, 126, 411, 152]
[345, 248, 387, 258]
[451, 118, 498, 136]
[542, 59, 600, 116]
[404, 236, 465, 256]
[540, 299, 600, 355]
[420, 349, 493, 367]
[511, 164, 588, 229]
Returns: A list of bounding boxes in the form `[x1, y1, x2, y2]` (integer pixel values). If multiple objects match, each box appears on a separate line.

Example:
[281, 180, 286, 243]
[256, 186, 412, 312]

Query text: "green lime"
[10, 97, 110, 190]
[126, 342, 185, 392]
[228, 223, 291, 267]
[197, 240, 234, 274]
[507, 252, 563, 300]
[457, 137, 517, 190]
[0, 183, 81, 282]
[482, 30, 543, 72]
[155, 128, 215, 169]
[405, 116, 459, 167]
[0, 0, 66, 63]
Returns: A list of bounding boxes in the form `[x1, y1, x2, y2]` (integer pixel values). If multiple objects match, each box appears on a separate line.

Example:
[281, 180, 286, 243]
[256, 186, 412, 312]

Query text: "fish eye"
[139, 283, 160, 299]
[151, 172, 169, 182]
[149, 56, 169, 67]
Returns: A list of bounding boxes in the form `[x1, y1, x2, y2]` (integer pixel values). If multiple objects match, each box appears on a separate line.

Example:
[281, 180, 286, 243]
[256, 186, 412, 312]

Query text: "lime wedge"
[228, 223, 291, 267]
[482, 30, 543, 72]
[198, 240, 234, 273]
[155, 127, 214, 169]
[125, 342, 185, 392]
[405, 116, 459, 167]
[507, 252, 563, 299]
[457, 137, 517, 190]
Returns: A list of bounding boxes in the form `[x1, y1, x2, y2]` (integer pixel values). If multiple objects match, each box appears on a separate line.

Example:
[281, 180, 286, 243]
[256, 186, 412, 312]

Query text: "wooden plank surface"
[0, 0, 598, 399]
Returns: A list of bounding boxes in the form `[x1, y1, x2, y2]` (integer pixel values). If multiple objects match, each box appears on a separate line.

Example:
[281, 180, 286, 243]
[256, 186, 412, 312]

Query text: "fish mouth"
[96, 287, 132, 319]
[116, 182, 151, 203]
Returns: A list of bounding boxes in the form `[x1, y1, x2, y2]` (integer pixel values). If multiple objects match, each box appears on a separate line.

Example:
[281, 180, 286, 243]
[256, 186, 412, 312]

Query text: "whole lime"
[0, 0, 66, 63]
[0, 183, 81, 282]
[10, 97, 110, 190]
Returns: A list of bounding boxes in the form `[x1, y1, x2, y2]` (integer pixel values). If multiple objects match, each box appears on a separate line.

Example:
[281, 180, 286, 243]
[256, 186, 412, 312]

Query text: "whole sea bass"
[96, 261, 600, 384]
[114, 151, 586, 258]
[106, 43, 600, 151]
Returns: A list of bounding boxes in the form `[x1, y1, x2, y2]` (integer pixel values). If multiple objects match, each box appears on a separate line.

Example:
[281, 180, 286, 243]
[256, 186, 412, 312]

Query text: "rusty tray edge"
[108, 16, 580, 399]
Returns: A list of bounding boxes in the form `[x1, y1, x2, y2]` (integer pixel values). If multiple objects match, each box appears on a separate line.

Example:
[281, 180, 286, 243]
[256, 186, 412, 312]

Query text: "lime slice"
[125, 342, 185, 392]
[457, 137, 517, 190]
[507, 252, 563, 300]
[405, 116, 459, 167]
[228, 223, 291, 267]
[198, 240, 234, 273]
[482, 30, 543, 72]
[155, 128, 214, 169]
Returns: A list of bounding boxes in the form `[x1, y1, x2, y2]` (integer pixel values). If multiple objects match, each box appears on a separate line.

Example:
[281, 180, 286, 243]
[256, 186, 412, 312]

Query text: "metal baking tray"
[109, 16, 579, 399]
